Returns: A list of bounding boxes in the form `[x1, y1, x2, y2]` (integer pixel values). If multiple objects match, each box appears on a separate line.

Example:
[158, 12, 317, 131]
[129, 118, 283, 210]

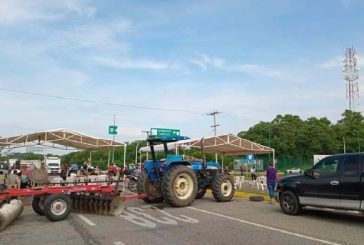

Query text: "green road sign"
[150, 128, 180, 137]
[109, 125, 118, 135]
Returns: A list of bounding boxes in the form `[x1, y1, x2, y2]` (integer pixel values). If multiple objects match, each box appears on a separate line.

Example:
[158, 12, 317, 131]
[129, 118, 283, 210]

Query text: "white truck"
[45, 156, 61, 175]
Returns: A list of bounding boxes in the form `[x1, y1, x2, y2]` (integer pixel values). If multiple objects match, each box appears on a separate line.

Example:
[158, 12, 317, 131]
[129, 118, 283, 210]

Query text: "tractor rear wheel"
[137, 170, 163, 203]
[162, 165, 197, 207]
[43, 193, 72, 222]
[212, 173, 235, 202]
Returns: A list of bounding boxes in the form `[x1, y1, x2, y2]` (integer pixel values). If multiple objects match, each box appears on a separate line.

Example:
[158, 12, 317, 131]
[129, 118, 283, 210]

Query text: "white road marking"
[78, 214, 96, 226]
[187, 207, 342, 245]
[127, 207, 178, 225]
[151, 206, 199, 223]
[120, 210, 156, 228]
[114, 242, 125, 245]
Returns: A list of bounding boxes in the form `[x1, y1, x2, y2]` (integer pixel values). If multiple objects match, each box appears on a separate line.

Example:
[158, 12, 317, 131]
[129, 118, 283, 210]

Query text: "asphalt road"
[1, 194, 363, 245]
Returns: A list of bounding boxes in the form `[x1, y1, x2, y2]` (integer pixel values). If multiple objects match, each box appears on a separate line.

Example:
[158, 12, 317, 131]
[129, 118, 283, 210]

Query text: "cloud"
[92, 56, 177, 70]
[0, 0, 96, 26]
[318, 53, 362, 70]
[188, 54, 225, 70]
[318, 56, 342, 69]
[188, 53, 288, 78]
[55, 20, 132, 52]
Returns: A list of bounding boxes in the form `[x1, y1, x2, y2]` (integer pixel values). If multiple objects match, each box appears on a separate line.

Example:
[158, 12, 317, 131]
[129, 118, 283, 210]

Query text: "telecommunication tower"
[342, 47, 360, 110]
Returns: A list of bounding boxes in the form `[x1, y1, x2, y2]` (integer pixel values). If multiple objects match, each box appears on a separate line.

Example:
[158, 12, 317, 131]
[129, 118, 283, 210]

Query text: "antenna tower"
[343, 47, 360, 110]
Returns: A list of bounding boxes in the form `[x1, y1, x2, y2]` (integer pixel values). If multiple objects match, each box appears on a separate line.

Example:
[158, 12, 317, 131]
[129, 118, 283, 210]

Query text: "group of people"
[6, 165, 31, 189]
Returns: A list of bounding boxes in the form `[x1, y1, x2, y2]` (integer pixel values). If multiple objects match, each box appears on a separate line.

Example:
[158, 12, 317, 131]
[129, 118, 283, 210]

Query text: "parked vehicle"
[285, 168, 303, 174]
[137, 135, 235, 207]
[45, 157, 61, 175]
[125, 174, 138, 192]
[276, 153, 364, 215]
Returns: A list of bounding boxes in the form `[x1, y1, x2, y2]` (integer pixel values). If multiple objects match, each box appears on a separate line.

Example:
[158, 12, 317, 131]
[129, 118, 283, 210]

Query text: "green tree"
[334, 110, 364, 153]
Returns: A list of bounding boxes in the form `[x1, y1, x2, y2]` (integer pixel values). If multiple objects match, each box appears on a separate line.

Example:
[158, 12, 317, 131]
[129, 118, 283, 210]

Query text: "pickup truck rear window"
[342, 155, 360, 177]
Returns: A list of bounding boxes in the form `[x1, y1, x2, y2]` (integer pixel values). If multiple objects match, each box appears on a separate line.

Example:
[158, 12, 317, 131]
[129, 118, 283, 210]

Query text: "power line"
[0, 87, 202, 114]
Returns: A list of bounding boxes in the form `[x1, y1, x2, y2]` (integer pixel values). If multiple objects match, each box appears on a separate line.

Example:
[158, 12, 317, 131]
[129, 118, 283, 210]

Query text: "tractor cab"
[144, 135, 190, 182]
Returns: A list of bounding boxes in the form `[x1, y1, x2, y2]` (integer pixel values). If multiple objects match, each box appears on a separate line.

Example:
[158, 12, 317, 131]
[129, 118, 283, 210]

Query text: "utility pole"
[207, 111, 221, 162]
[353, 130, 360, 152]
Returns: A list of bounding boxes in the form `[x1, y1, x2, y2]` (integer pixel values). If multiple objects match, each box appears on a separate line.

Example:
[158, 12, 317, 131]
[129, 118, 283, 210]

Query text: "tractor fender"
[167, 161, 191, 167]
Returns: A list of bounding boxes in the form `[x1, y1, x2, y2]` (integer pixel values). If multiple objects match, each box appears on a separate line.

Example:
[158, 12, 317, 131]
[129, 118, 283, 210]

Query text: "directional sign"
[109, 125, 118, 135]
[150, 128, 180, 137]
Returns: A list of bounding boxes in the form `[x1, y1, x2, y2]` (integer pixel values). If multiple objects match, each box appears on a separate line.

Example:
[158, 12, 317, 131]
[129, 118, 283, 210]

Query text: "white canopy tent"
[139, 134, 275, 164]
[0, 128, 127, 167]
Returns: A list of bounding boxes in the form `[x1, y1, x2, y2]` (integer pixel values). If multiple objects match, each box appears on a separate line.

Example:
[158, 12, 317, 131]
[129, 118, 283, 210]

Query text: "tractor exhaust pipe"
[0, 199, 24, 231]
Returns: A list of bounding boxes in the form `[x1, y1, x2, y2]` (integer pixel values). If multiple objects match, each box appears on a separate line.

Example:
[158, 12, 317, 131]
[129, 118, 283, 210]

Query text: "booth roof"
[139, 134, 274, 156]
[0, 128, 125, 151]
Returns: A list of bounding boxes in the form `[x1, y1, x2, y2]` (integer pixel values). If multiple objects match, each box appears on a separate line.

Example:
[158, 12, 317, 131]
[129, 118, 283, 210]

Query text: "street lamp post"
[353, 130, 360, 152]
[141, 130, 150, 160]
[135, 142, 140, 165]
[268, 127, 272, 162]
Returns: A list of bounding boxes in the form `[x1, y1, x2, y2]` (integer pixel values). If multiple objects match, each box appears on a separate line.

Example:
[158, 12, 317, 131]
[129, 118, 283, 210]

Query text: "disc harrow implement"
[0, 170, 146, 231]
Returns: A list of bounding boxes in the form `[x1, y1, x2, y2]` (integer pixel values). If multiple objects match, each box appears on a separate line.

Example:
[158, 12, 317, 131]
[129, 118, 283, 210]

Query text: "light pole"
[141, 130, 150, 160]
[353, 130, 360, 152]
[268, 127, 272, 162]
[135, 142, 140, 165]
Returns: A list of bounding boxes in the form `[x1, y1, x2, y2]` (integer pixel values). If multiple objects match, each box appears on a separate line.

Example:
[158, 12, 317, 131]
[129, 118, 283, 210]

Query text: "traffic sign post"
[109, 125, 118, 135]
[150, 128, 180, 137]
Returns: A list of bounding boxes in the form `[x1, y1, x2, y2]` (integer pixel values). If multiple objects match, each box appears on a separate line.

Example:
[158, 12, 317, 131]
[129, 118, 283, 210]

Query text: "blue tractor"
[137, 135, 235, 207]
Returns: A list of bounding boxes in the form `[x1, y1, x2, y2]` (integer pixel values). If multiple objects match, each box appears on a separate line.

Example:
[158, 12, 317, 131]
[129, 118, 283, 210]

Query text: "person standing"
[20, 166, 30, 189]
[250, 166, 257, 180]
[266, 162, 277, 204]
[240, 165, 244, 176]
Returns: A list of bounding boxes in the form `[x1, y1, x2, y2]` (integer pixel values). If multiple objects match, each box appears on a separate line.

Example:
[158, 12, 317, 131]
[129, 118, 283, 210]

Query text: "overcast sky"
[0, 0, 363, 145]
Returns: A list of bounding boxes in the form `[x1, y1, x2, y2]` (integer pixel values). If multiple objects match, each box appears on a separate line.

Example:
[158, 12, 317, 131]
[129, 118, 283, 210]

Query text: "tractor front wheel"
[212, 173, 235, 202]
[162, 165, 197, 207]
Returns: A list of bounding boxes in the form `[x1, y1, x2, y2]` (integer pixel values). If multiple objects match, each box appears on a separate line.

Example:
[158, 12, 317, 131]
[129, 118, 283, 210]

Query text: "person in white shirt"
[250, 166, 257, 180]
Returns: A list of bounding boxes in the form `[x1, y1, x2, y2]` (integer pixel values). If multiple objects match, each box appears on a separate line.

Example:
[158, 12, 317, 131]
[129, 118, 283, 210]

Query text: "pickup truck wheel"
[279, 191, 302, 215]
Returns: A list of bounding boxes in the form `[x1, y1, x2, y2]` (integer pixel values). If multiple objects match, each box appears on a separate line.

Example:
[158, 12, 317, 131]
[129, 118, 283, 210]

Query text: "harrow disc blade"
[0, 200, 24, 231]
[109, 197, 124, 216]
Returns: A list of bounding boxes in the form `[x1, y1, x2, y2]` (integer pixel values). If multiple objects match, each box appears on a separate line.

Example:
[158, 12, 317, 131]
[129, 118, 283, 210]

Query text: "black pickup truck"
[276, 153, 363, 215]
